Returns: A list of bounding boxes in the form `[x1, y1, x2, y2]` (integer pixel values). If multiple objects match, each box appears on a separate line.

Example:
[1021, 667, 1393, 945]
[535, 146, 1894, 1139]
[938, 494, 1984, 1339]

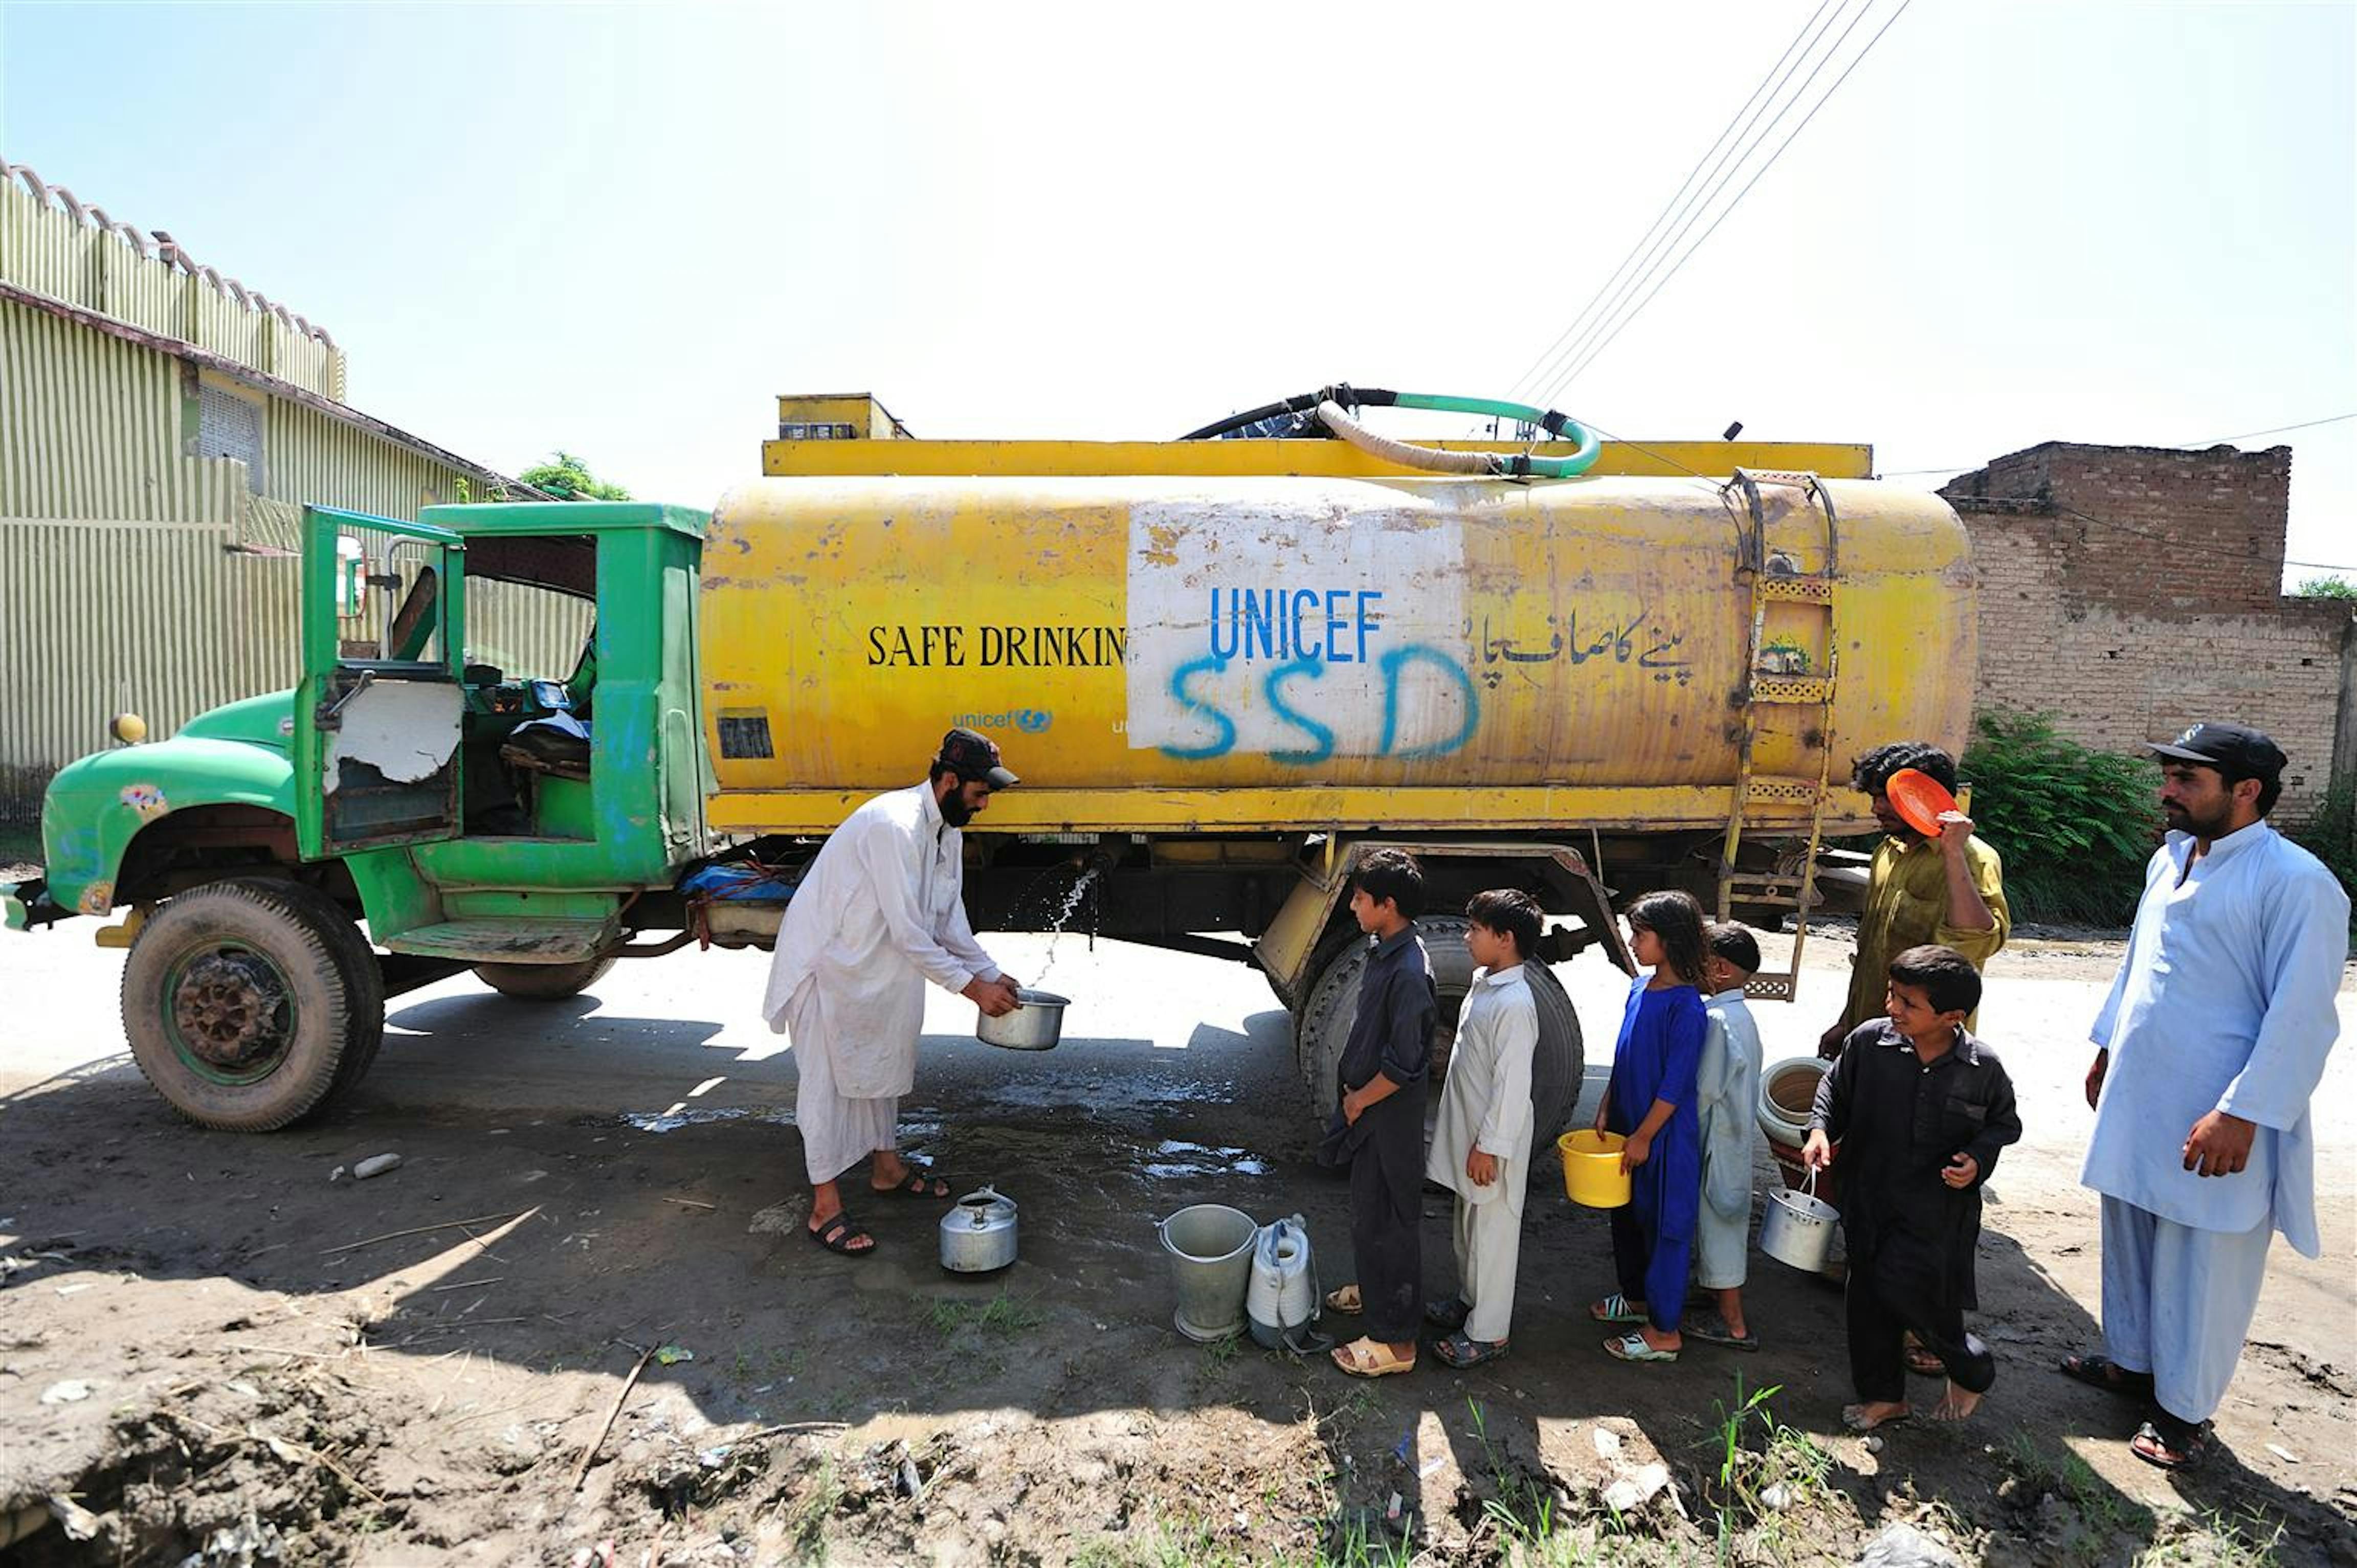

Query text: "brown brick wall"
[1942, 442, 2350, 821]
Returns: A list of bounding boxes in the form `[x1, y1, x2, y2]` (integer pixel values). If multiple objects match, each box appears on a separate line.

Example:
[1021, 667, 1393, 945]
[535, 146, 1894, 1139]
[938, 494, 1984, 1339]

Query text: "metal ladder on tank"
[1717, 469, 1840, 1003]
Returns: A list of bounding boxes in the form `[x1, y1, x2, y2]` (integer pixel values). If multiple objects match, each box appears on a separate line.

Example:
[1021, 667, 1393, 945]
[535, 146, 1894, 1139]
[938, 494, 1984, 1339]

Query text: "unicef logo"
[954, 708, 1054, 734]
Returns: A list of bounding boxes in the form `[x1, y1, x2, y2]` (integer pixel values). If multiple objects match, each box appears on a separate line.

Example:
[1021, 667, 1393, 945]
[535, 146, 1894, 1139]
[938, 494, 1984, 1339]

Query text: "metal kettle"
[939, 1186, 1018, 1273]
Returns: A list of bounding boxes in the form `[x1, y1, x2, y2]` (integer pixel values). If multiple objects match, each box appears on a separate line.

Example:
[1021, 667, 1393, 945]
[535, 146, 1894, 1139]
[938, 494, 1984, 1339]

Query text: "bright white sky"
[3, 1, 2351, 580]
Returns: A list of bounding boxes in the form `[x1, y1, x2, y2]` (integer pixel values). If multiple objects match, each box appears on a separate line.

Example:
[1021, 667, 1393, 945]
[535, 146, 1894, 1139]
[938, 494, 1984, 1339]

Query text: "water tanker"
[7, 391, 1975, 1140]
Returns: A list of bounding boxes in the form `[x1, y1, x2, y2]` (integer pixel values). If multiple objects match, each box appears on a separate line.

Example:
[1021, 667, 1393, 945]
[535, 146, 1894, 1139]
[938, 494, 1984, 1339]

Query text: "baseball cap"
[938, 727, 1019, 790]
[2146, 722, 2286, 779]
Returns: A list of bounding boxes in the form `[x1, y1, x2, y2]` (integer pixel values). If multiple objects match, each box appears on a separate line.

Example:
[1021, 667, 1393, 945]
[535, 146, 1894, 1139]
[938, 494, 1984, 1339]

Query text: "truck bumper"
[3, 877, 70, 932]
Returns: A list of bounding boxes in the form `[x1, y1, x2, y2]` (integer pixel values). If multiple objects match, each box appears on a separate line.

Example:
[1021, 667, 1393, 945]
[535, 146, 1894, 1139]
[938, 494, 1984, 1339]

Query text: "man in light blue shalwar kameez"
[2072, 723, 2347, 1471]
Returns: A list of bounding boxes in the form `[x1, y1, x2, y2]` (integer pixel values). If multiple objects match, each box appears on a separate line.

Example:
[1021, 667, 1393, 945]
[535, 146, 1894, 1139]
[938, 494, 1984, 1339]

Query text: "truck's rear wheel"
[474, 956, 616, 1000]
[1295, 915, 1585, 1147]
[122, 878, 385, 1132]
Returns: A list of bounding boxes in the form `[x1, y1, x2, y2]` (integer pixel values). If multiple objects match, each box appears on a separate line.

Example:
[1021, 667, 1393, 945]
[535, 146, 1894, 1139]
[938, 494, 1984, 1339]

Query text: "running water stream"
[1028, 865, 1099, 988]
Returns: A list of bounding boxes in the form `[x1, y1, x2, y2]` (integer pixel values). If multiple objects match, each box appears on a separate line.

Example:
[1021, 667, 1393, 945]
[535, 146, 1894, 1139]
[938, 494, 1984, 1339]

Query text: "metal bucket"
[1759, 1169, 1840, 1273]
[1155, 1204, 1259, 1343]
[977, 989, 1069, 1050]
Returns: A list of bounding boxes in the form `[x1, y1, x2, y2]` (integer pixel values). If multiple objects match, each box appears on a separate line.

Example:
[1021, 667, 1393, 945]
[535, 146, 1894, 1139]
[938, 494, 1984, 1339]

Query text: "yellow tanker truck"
[5, 390, 1974, 1136]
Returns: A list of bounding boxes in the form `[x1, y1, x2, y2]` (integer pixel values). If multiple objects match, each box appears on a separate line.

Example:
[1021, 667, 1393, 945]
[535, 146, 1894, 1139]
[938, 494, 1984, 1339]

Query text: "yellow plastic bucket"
[1558, 1130, 1632, 1208]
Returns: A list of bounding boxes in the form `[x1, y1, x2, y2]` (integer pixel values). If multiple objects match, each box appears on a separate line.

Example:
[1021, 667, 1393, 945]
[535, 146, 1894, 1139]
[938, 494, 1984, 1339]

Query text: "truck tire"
[474, 956, 616, 1000]
[121, 878, 385, 1132]
[1295, 915, 1586, 1147]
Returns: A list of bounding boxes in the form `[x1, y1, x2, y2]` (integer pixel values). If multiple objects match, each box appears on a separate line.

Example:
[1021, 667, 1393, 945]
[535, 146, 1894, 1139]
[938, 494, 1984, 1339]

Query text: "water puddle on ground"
[1141, 1139, 1270, 1179]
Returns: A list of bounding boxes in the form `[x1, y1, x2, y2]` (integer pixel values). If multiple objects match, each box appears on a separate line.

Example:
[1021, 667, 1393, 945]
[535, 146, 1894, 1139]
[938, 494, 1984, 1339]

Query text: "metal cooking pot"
[939, 1186, 1019, 1273]
[976, 989, 1069, 1051]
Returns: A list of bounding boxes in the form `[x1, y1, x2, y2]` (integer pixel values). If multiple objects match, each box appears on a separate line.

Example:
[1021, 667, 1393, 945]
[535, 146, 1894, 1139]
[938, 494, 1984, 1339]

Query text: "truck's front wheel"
[1296, 915, 1586, 1148]
[474, 956, 616, 1000]
[121, 878, 385, 1132]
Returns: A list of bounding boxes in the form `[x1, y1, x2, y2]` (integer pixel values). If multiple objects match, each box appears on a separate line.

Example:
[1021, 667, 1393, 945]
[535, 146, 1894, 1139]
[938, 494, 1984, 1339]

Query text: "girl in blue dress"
[1591, 889, 1709, 1362]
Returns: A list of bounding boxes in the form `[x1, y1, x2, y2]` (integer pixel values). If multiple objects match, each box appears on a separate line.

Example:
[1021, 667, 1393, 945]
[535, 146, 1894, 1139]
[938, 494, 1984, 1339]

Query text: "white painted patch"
[1125, 499, 1470, 763]
[323, 681, 463, 792]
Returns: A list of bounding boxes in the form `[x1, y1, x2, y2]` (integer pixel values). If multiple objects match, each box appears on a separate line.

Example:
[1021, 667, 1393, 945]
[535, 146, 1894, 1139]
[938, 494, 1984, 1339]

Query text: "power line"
[1504, 0, 1845, 406]
[1536, 0, 1914, 408]
[1530, 0, 1883, 410]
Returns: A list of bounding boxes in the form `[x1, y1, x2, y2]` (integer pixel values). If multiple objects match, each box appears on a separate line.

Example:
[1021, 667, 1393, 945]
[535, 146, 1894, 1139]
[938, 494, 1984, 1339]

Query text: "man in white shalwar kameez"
[2070, 723, 2347, 1469]
[761, 728, 1024, 1257]
[1424, 891, 1541, 1366]
[1689, 922, 1765, 1350]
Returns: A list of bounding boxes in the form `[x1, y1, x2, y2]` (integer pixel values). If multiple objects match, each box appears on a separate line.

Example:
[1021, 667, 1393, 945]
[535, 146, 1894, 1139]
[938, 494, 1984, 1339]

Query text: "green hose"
[1387, 392, 1603, 478]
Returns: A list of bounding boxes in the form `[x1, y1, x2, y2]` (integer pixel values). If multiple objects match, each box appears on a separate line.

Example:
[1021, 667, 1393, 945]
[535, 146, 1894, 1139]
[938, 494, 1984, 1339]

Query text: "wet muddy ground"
[2, 925, 2351, 1565]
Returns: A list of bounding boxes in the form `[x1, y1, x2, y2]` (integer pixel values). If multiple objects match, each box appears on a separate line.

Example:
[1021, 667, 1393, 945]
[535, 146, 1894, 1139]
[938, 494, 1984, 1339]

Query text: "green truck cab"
[7, 501, 713, 1129]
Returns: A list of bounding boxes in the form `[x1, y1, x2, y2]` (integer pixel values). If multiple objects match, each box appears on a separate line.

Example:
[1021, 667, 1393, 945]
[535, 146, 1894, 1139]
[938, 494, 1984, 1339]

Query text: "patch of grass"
[2002, 1430, 2156, 1559]
[925, 1291, 1043, 1337]
[781, 1453, 841, 1564]
[2134, 1504, 2285, 1567]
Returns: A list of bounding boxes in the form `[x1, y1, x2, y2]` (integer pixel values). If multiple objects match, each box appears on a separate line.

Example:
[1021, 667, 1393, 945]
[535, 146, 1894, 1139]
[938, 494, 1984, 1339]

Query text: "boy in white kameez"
[1687, 921, 1765, 1351]
[2069, 723, 2347, 1470]
[1424, 889, 1543, 1368]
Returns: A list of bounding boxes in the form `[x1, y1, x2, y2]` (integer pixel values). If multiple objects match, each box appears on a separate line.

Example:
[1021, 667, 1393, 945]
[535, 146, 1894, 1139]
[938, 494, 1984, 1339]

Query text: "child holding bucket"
[1804, 945, 2021, 1429]
[1688, 921, 1765, 1351]
[1321, 849, 1437, 1379]
[1591, 890, 1709, 1363]
[1422, 889, 1545, 1368]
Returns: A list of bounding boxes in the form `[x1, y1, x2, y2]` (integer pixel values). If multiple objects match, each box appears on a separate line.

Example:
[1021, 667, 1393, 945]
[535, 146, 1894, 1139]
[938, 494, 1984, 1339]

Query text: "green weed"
[926, 1291, 1043, 1337]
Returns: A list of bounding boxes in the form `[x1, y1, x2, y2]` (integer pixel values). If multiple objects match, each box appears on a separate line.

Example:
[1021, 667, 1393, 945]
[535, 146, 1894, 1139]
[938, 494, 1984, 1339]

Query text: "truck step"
[382, 918, 617, 965]
[1742, 972, 1798, 1002]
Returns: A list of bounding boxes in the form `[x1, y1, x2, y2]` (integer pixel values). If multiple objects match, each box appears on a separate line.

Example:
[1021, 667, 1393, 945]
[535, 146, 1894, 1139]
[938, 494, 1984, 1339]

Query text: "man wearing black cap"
[760, 728, 1025, 1257]
[2066, 723, 2347, 1469]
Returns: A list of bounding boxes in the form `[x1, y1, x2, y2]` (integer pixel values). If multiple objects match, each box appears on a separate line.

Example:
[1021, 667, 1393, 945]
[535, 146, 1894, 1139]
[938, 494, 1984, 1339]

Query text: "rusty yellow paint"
[762, 437, 1873, 481]
[773, 393, 909, 440]
[704, 783, 1882, 837]
[699, 466, 1972, 833]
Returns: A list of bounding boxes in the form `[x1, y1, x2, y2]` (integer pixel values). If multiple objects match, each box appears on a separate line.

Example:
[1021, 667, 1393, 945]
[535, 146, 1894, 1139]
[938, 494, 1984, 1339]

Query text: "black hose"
[1177, 385, 1399, 442]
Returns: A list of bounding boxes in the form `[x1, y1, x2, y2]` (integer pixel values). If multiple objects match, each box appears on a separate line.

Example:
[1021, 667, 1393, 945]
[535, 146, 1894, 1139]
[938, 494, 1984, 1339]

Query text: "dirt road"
[2, 922, 2351, 1565]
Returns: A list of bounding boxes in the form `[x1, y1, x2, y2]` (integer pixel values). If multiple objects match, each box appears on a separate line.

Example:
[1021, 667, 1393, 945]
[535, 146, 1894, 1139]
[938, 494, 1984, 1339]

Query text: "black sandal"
[1424, 1296, 1471, 1333]
[874, 1166, 952, 1200]
[1433, 1331, 1507, 1368]
[808, 1213, 876, 1257]
[2130, 1413, 2211, 1470]
[2058, 1353, 2154, 1398]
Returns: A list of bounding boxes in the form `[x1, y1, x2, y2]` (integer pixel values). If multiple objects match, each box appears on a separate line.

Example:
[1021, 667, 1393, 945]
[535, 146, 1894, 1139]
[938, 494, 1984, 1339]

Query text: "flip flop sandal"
[1590, 1293, 1647, 1325]
[1424, 1295, 1471, 1332]
[1433, 1332, 1508, 1369]
[1684, 1313, 1761, 1352]
[1330, 1337, 1415, 1378]
[1603, 1332, 1678, 1363]
[1905, 1346, 1946, 1377]
[1840, 1403, 1913, 1433]
[1323, 1284, 1363, 1315]
[2058, 1353, 2154, 1398]
[2130, 1416, 2211, 1470]
[874, 1166, 953, 1200]
[808, 1213, 876, 1257]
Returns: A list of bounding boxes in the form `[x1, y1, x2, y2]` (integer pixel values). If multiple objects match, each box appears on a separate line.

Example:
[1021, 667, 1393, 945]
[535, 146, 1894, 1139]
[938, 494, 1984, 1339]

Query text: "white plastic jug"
[1246, 1215, 1316, 1350]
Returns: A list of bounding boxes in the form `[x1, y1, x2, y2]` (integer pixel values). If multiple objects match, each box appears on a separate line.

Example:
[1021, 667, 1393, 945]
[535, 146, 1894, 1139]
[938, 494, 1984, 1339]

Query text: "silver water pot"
[939, 1186, 1018, 1273]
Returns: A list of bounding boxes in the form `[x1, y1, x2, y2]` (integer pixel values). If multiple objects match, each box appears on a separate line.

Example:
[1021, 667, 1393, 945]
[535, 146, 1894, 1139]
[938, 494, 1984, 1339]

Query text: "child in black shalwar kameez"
[1806, 944, 2021, 1429]
[1322, 849, 1437, 1378]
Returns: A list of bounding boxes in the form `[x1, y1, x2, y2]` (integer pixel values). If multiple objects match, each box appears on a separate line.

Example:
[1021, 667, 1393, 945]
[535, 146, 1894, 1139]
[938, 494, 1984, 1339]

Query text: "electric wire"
[1503, 0, 1843, 406]
[1523, 0, 1879, 410]
[1535, 0, 1915, 408]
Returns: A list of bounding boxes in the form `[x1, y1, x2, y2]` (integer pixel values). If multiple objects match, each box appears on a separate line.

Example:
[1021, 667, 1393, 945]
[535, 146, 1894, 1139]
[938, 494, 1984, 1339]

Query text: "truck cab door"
[294, 506, 469, 859]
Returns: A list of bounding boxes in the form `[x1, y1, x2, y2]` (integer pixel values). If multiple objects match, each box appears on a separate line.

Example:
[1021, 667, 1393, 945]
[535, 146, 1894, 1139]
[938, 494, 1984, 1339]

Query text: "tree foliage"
[520, 450, 632, 502]
[2294, 573, 2357, 600]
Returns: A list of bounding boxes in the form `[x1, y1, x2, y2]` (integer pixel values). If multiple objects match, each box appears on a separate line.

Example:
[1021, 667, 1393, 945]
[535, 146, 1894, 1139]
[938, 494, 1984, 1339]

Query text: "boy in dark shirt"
[1805, 944, 2021, 1429]
[1323, 849, 1437, 1378]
